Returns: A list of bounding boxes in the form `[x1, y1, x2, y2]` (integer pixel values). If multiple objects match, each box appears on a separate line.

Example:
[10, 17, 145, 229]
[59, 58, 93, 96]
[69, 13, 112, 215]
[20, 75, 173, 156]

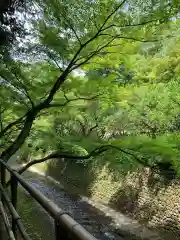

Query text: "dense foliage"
[0, 0, 180, 179]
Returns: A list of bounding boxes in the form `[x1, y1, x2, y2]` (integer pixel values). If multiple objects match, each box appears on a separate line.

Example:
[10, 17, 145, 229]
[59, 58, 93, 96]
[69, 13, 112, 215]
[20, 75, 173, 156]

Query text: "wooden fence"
[0, 159, 97, 240]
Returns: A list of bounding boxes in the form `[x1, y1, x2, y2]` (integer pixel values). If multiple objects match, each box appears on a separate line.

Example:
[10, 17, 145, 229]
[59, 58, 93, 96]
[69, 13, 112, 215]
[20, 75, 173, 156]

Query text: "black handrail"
[0, 183, 30, 240]
[0, 159, 97, 240]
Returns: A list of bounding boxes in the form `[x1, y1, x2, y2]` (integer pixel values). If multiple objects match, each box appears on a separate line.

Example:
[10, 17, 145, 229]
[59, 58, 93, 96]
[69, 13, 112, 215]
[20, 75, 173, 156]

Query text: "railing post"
[11, 175, 18, 239]
[0, 161, 8, 240]
[0, 163, 6, 206]
[54, 220, 71, 240]
[1, 163, 6, 188]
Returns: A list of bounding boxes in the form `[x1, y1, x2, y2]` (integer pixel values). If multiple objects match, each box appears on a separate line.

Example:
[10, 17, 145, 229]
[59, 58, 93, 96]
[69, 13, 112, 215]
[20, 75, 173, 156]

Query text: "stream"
[19, 167, 163, 240]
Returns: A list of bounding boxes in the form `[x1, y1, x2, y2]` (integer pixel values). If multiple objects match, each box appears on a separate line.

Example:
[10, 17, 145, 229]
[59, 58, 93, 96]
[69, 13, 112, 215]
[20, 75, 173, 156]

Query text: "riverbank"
[44, 159, 180, 239]
[19, 164, 165, 240]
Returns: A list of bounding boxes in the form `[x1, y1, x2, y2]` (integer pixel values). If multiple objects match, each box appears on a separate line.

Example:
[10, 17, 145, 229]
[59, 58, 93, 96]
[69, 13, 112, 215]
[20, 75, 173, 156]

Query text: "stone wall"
[47, 161, 180, 238]
[90, 167, 180, 239]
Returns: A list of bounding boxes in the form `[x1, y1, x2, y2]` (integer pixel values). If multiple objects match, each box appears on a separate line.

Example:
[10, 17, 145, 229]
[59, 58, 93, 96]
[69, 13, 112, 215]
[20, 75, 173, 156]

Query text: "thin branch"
[71, 37, 116, 70]
[0, 121, 3, 132]
[46, 95, 100, 109]
[115, 35, 159, 42]
[47, 51, 64, 72]
[3, 124, 23, 138]
[11, 71, 34, 107]
[86, 123, 98, 136]
[3, 63, 34, 107]
[99, 33, 159, 42]
[102, 18, 166, 31]
[99, 0, 126, 31]
[107, 43, 123, 47]
[36, 111, 50, 119]
[0, 108, 6, 115]
[89, 124, 98, 133]
[91, 14, 99, 31]
[63, 91, 69, 101]
[1, 75, 30, 108]
[58, 13, 82, 45]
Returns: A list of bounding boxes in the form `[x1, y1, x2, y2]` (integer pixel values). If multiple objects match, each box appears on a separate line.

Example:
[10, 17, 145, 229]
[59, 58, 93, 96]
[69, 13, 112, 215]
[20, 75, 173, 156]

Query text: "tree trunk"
[0, 72, 68, 163]
[0, 112, 35, 162]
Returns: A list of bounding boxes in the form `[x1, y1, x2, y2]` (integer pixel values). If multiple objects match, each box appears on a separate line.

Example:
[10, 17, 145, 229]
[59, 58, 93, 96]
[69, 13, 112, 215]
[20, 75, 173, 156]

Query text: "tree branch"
[1, 75, 30, 108]
[99, 34, 159, 42]
[58, 13, 82, 45]
[89, 124, 98, 132]
[63, 91, 69, 101]
[11, 71, 34, 108]
[46, 51, 64, 72]
[102, 18, 166, 31]
[86, 124, 98, 136]
[71, 37, 116, 70]
[100, 0, 126, 31]
[0, 115, 26, 138]
[40, 0, 126, 106]
[3, 123, 23, 137]
[16, 144, 147, 176]
[1, 0, 163, 163]
[46, 95, 100, 109]
[3, 62, 34, 107]
[1, 10, 116, 161]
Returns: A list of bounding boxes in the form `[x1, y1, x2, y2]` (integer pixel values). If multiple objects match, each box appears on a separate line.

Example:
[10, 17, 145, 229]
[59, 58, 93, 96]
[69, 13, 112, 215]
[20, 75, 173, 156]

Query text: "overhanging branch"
[16, 144, 147, 175]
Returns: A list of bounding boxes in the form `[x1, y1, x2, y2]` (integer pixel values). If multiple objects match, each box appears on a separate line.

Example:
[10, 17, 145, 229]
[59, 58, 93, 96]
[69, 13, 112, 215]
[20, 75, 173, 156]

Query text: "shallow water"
[25, 177, 123, 240]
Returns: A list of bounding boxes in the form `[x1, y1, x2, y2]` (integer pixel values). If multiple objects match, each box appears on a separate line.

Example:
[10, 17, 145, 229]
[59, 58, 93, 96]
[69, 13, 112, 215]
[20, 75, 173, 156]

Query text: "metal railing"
[0, 159, 97, 240]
